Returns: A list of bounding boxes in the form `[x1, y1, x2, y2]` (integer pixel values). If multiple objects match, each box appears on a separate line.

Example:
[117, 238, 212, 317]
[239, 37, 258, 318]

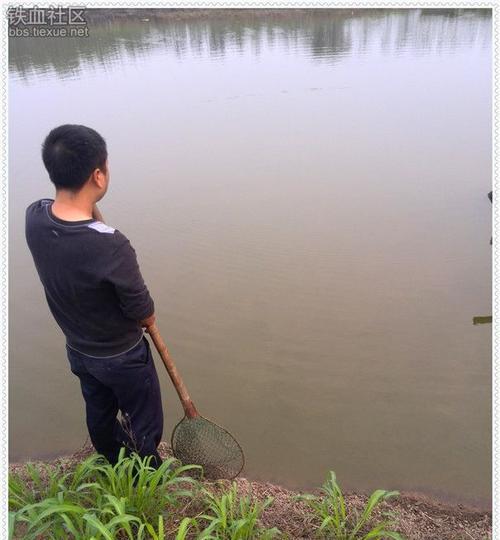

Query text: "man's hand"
[140, 313, 156, 329]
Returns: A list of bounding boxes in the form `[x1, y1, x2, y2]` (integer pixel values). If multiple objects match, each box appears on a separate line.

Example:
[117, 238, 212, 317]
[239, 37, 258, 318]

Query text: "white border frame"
[1, 2, 496, 538]
[492, 3, 497, 538]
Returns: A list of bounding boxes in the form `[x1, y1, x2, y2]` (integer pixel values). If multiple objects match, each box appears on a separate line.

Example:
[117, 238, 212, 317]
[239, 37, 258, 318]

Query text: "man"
[25, 124, 164, 468]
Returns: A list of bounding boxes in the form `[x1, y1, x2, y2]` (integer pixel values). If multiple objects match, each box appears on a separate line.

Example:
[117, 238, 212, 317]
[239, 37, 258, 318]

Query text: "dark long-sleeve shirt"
[25, 199, 154, 357]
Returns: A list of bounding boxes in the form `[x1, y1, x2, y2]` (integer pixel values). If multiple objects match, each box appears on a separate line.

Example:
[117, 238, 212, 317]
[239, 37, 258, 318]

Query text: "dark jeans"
[67, 336, 164, 468]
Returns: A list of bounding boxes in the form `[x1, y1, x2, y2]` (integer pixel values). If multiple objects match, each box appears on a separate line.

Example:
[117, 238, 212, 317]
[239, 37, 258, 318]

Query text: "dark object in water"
[473, 316, 492, 325]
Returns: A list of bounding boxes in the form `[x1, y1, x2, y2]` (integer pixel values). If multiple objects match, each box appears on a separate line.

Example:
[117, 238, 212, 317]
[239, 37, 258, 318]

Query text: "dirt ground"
[9, 442, 492, 540]
[242, 479, 492, 540]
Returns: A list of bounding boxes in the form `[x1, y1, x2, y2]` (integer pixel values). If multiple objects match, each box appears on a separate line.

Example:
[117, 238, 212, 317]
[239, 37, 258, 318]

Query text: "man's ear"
[92, 167, 107, 190]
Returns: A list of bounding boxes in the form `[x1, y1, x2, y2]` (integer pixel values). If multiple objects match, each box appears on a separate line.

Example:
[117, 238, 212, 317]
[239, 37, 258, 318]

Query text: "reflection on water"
[10, 9, 491, 82]
[9, 8, 492, 508]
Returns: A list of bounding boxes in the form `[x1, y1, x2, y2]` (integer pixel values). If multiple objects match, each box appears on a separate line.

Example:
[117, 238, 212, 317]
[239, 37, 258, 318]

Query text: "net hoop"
[170, 415, 245, 480]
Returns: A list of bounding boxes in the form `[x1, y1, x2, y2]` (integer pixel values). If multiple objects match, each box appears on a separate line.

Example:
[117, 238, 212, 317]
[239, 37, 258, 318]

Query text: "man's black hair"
[42, 124, 107, 191]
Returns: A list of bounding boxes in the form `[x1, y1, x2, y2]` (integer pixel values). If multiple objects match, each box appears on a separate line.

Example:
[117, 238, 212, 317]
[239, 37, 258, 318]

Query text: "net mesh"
[171, 416, 244, 480]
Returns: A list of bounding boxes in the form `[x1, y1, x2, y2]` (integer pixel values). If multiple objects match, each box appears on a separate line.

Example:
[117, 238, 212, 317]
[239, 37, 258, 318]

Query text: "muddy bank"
[9, 442, 492, 540]
[247, 482, 492, 540]
[83, 7, 487, 25]
[83, 7, 396, 22]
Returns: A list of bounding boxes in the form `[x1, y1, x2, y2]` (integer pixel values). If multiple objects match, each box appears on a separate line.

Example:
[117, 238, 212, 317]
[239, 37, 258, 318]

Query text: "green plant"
[90, 448, 200, 520]
[175, 516, 200, 539]
[297, 471, 404, 540]
[9, 449, 200, 540]
[9, 461, 73, 510]
[197, 481, 280, 539]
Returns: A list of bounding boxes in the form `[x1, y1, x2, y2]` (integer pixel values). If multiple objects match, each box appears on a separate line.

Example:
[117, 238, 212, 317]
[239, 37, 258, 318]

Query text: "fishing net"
[171, 416, 245, 480]
[145, 324, 245, 481]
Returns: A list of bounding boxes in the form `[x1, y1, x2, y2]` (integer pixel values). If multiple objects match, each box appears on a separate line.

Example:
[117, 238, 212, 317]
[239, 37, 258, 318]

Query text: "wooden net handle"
[146, 323, 199, 419]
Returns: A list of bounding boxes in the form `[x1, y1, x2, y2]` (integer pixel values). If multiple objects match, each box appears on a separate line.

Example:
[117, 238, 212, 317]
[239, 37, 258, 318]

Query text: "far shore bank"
[81, 7, 489, 24]
[9, 442, 492, 540]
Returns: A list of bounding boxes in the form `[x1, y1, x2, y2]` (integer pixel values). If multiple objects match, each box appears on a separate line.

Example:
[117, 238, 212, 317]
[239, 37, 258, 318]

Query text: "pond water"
[9, 8, 492, 507]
